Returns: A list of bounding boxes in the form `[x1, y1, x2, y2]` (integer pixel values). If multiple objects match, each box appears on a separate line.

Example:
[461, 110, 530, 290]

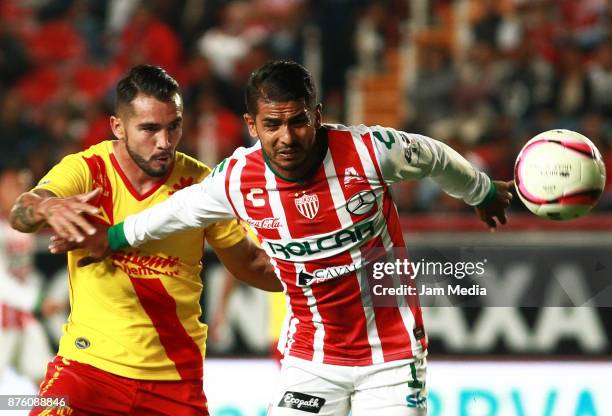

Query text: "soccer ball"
[514, 129, 606, 220]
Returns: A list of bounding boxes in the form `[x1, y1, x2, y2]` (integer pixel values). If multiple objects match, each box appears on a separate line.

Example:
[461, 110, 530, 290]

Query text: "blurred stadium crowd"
[0, 0, 611, 213]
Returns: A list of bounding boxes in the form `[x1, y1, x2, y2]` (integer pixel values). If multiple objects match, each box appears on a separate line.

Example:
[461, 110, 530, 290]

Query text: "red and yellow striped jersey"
[35, 140, 245, 380]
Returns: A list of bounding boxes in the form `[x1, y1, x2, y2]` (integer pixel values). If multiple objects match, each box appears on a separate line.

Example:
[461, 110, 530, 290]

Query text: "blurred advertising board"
[204, 359, 612, 416]
[3, 360, 610, 415]
[405, 230, 612, 357]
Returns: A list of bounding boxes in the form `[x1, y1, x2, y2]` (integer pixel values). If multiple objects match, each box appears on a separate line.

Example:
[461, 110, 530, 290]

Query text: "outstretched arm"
[48, 222, 283, 287]
[372, 127, 513, 230]
[48, 173, 237, 263]
[214, 237, 282, 292]
[120, 173, 234, 248]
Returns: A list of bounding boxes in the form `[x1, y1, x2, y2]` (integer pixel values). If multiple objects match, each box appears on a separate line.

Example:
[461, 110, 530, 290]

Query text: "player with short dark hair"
[10, 64, 280, 416]
[47, 60, 513, 415]
[245, 60, 318, 116]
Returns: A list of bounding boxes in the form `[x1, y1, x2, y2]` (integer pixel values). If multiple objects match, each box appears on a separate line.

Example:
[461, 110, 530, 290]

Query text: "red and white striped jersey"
[0, 220, 39, 329]
[124, 124, 491, 366]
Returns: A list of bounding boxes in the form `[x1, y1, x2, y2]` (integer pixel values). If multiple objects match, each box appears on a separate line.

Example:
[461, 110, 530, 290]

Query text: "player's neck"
[112, 141, 171, 194]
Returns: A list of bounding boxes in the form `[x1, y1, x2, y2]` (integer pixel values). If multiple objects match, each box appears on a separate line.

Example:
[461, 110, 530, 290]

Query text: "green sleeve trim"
[108, 222, 129, 251]
[477, 181, 497, 208]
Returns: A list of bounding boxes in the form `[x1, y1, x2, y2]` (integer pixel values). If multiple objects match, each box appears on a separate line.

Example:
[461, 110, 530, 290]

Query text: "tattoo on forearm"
[10, 195, 44, 231]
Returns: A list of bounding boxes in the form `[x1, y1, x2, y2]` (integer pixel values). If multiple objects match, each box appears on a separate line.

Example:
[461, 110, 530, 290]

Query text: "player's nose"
[278, 124, 297, 146]
[156, 130, 172, 150]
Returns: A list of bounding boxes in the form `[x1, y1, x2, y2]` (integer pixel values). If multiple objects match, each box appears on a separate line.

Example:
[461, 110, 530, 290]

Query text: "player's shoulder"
[325, 124, 426, 147]
[55, 140, 114, 167]
[211, 142, 263, 172]
[324, 123, 396, 139]
[355, 124, 425, 149]
[81, 140, 114, 157]
[230, 141, 262, 161]
[174, 151, 212, 180]
[323, 123, 370, 134]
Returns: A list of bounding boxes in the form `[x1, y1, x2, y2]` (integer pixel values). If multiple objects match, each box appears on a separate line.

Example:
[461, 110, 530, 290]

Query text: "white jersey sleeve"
[123, 160, 236, 247]
[369, 125, 491, 206]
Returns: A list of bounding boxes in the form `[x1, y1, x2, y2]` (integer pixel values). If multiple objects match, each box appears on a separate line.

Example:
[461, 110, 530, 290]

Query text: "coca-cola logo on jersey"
[246, 217, 281, 230]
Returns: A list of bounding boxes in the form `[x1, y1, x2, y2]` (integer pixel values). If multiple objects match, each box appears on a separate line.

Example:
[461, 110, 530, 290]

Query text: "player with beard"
[42, 61, 513, 415]
[9, 65, 280, 416]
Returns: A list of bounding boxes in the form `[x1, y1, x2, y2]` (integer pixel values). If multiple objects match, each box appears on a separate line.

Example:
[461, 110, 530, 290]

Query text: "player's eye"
[290, 116, 309, 126]
[264, 123, 280, 131]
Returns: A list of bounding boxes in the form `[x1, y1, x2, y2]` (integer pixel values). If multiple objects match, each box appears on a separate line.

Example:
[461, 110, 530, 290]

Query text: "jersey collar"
[110, 153, 173, 201]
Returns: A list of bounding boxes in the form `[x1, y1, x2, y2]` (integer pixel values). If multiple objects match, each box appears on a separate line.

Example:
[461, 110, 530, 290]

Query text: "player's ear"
[243, 113, 258, 138]
[110, 115, 126, 140]
[313, 103, 322, 129]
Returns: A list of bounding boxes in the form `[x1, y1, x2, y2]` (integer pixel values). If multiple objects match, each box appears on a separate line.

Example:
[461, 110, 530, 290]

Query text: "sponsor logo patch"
[343, 167, 363, 186]
[346, 190, 376, 215]
[246, 217, 281, 230]
[399, 132, 419, 165]
[406, 391, 427, 409]
[278, 391, 325, 413]
[413, 326, 426, 340]
[297, 263, 360, 286]
[266, 219, 375, 260]
[247, 188, 266, 207]
[75, 337, 90, 349]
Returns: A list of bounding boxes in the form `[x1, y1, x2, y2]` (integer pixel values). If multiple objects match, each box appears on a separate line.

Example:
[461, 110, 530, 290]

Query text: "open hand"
[475, 180, 514, 231]
[38, 189, 101, 243]
[49, 222, 111, 267]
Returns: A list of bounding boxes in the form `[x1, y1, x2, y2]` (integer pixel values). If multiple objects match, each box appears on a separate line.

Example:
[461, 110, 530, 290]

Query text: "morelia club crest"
[294, 192, 319, 219]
